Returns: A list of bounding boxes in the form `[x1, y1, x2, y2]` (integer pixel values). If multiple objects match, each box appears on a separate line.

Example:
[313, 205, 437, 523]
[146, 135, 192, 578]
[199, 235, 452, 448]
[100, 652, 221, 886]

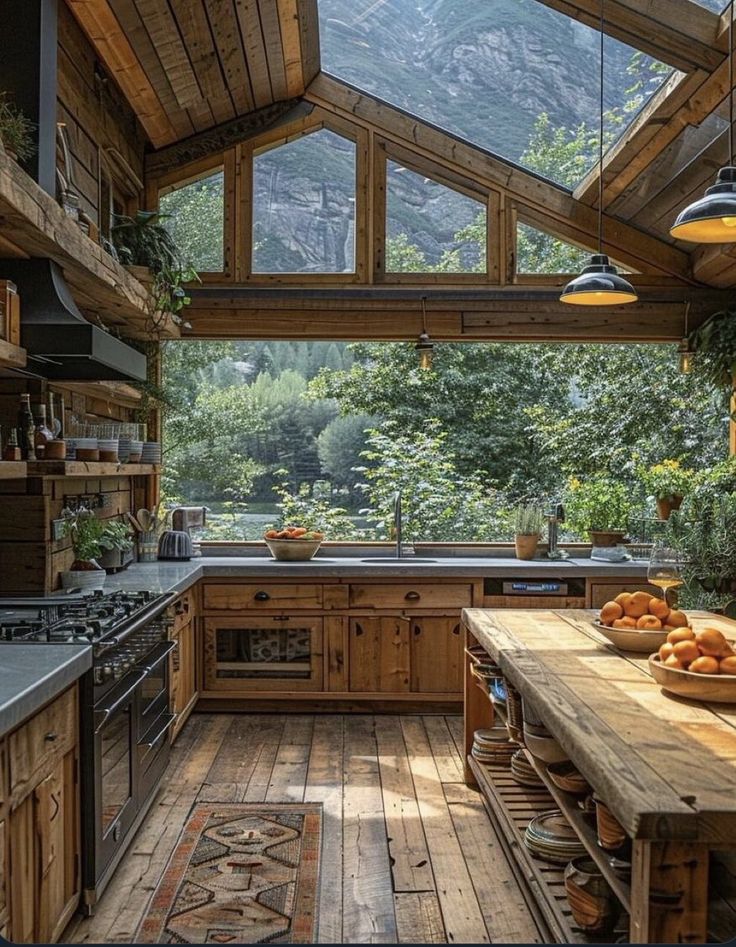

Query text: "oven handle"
[93, 669, 147, 734]
[139, 713, 177, 751]
[140, 639, 178, 671]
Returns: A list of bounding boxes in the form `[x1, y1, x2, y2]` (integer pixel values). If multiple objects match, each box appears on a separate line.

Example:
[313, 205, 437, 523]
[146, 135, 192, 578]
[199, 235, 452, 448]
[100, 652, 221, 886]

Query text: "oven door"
[137, 640, 177, 737]
[92, 669, 145, 879]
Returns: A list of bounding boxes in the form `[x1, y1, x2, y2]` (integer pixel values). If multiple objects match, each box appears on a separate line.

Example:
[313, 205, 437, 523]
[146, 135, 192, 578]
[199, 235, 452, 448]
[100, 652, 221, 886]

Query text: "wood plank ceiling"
[66, 0, 320, 148]
[64, 0, 736, 290]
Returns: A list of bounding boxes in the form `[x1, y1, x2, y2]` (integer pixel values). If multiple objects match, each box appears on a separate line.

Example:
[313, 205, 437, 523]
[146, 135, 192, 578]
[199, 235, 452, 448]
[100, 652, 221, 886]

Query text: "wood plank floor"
[64, 713, 544, 944]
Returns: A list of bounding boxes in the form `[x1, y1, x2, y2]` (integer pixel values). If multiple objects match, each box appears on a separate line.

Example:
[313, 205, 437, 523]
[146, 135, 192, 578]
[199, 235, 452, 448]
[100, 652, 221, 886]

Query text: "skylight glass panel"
[691, 0, 729, 11]
[318, 0, 673, 187]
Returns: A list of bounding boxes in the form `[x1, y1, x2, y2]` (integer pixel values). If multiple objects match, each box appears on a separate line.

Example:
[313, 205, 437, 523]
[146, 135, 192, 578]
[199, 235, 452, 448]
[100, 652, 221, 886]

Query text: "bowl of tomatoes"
[263, 526, 325, 561]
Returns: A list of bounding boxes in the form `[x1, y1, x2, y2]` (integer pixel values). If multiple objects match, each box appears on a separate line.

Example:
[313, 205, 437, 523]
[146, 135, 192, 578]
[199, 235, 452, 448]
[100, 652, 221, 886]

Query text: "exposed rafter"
[533, 0, 723, 74]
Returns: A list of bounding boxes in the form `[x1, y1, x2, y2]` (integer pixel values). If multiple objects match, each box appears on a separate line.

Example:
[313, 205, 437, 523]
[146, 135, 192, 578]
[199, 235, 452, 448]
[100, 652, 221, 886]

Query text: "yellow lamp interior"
[670, 215, 736, 243]
[560, 289, 639, 306]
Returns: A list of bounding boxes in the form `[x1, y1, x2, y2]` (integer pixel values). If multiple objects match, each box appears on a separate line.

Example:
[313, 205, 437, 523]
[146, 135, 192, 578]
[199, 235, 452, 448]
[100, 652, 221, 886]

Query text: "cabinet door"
[349, 617, 410, 693]
[9, 795, 34, 944]
[171, 621, 197, 741]
[410, 617, 463, 694]
[204, 617, 324, 691]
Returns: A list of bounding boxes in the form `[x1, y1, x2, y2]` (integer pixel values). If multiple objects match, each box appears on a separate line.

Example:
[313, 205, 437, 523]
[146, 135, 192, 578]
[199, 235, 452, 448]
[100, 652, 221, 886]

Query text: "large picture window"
[252, 128, 357, 274]
[159, 168, 225, 272]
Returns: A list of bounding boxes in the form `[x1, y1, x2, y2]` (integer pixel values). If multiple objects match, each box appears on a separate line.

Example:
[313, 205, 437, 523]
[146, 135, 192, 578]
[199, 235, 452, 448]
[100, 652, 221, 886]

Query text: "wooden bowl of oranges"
[649, 626, 736, 703]
[593, 591, 681, 653]
[263, 526, 325, 561]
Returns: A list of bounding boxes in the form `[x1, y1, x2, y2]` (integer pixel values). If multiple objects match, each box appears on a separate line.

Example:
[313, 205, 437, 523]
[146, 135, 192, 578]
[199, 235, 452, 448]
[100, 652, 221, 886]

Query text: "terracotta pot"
[656, 494, 684, 520]
[589, 529, 627, 548]
[564, 857, 617, 933]
[594, 796, 627, 851]
[514, 532, 540, 560]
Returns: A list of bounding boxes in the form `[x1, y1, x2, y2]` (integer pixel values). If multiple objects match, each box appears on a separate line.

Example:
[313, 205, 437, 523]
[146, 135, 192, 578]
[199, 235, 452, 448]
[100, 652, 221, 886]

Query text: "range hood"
[3, 259, 147, 382]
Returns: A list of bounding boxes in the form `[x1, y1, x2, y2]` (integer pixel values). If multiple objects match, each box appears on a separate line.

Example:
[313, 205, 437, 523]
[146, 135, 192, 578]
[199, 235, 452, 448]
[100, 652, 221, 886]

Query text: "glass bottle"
[17, 394, 36, 461]
[33, 404, 54, 459]
[48, 391, 61, 438]
[2, 429, 20, 461]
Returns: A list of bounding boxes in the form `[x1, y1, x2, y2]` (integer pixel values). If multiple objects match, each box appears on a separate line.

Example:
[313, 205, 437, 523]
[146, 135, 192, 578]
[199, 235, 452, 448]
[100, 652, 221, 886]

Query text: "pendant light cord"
[598, 0, 605, 254]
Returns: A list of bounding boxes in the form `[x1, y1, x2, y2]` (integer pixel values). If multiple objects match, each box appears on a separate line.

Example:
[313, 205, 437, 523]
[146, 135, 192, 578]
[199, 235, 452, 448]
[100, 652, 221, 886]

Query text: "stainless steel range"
[0, 588, 178, 912]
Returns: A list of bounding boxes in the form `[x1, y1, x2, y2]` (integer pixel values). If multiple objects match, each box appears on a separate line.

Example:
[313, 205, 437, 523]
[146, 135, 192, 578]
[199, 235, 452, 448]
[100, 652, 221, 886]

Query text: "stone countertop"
[0, 644, 91, 737]
[104, 555, 650, 597]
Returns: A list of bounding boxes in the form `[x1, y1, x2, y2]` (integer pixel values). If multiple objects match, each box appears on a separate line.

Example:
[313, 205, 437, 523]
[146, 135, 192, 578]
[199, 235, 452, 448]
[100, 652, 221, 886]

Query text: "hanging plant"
[689, 309, 736, 392]
[0, 93, 36, 162]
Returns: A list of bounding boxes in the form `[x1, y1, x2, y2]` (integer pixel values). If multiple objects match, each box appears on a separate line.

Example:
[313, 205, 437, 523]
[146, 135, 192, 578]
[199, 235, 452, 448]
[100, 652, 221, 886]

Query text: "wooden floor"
[65, 712, 543, 944]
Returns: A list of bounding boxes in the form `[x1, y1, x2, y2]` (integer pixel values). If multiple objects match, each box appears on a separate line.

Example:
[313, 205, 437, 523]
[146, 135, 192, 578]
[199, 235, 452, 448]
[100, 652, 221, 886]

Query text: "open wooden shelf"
[27, 462, 160, 478]
[0, 337, 26, 371]
[0, 461, 27, 479]
[0, 152, 179, 341]
[469, 755, 628, 944]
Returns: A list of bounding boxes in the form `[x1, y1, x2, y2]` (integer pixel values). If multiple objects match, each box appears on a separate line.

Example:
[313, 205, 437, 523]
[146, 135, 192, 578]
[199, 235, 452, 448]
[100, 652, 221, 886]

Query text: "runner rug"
[136, 803, 322, 944]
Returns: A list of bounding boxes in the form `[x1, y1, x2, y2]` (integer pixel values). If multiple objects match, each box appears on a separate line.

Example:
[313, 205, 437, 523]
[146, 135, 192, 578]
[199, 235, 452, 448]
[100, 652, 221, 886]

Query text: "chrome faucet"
[547, 502, 569, 560]
[393, 490, 402, 559]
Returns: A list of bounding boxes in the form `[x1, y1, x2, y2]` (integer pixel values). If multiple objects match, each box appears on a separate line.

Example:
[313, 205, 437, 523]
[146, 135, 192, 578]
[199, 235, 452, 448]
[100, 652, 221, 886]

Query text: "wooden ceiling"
[64, 0, 736, 289]
[66, 0, 320, 148]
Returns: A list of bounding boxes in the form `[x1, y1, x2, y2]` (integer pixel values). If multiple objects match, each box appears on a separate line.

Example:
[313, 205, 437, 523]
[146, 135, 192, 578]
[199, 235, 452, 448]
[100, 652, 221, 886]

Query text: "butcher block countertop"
[462, 607, 736, 843]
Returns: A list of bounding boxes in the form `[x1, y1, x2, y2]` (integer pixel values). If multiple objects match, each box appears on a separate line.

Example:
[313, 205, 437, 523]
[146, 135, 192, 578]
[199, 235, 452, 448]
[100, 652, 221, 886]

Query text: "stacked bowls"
[510, 748, 544, 787]
[471, 727, 516, 764]
[141, 441, 162, 464]
[524, 809, 587, 865]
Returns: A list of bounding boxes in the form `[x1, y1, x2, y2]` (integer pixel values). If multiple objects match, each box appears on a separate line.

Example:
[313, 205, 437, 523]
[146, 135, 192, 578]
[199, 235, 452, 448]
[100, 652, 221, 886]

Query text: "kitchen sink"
[361, 557, 437, 563]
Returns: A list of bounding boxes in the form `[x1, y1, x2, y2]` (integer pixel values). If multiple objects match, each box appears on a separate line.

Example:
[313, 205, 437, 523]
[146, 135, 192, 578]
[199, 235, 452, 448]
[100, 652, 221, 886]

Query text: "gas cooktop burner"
[0, 589, 173, 646]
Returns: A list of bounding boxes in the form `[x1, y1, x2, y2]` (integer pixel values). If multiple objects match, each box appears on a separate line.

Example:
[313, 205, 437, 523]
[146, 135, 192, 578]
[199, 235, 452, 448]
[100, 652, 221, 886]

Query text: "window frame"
[241, 111, 368, 284]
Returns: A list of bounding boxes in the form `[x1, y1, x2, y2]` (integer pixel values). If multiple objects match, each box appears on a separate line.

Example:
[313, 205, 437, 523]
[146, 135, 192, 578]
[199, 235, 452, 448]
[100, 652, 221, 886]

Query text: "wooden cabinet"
[170, 591, 198, 743]
[349, 617, 410, 693]
[204, 616, 325, 691]
[410, 617, 463, 693]
[7, 685, 80, 944]
[204, 583, 325, 611]
[349, 582, 472, 610]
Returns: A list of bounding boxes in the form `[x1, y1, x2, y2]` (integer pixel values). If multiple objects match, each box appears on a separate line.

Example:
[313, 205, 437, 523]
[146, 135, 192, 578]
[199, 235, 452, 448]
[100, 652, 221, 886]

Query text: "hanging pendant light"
[561, 0, 638, 305]
[415, 296, 434, 370]
[671, 0, 736, 242]
[678, 302, 695, 374]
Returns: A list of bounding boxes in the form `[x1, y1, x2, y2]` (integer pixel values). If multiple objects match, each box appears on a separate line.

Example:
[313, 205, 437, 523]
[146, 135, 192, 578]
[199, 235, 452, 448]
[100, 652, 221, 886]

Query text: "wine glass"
[647, 546, 685, 608]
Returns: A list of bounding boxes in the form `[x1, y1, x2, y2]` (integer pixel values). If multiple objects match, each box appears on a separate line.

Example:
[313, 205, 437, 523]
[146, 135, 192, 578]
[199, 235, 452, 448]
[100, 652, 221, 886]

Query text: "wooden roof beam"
[533, 0, 723, 74]
[66, 0, 178, 147]
[307, 74, 694, 282]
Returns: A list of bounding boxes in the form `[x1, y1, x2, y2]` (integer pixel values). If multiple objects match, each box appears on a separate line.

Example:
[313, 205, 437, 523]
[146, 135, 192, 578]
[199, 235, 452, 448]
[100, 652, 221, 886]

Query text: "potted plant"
[97, 519, 134, 573]
[111, 210, 199, 324]
[0, 93, 35, 163]
[564, 475, 632, 547]
[640, 459, 694, 520]
[513, 502, 544, 560]
[59, 509, 107, 590]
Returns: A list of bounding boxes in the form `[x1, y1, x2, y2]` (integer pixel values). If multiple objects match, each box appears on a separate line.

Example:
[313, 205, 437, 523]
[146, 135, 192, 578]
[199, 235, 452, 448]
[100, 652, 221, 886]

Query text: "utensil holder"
[138, 531, 158, 562]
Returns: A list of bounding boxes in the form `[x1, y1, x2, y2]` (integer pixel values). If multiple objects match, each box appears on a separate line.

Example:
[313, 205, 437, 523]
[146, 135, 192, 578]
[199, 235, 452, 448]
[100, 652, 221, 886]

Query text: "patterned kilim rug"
[136, 803, 322, 944]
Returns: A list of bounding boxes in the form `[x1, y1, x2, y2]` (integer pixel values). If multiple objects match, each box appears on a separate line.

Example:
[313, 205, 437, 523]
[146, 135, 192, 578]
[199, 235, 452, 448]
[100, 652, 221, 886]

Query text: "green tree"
[317, 413, 377, 495]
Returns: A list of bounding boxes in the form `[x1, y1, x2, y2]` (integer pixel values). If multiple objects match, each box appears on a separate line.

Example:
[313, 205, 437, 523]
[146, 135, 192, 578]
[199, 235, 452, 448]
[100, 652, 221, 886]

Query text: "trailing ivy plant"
[0, 93, 36, 161]
[690, 309, 736, 393]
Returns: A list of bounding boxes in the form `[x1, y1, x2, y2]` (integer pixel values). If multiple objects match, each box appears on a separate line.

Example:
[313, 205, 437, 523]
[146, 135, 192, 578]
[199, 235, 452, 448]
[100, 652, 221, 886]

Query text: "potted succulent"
[640, 459, 694, 520]
[0, 93, 35, 163]
[513, 502, 545, 560]
[59, 509, 107, 590]
[97, 518, 135, 573]
[564, 475, 632, 547]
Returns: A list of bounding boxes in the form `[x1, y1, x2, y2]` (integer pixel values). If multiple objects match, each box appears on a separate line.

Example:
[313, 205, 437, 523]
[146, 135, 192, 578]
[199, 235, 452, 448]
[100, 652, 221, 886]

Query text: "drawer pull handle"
[254, 591, 270, 602]
[405, 591, 421, 602]
[44, 732, 58, 742]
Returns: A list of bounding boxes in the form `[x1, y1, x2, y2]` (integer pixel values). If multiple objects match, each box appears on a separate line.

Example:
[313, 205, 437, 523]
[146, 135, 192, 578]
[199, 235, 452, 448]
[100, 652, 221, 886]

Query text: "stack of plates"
[524, 810, 587, 865]
[141, 441, 162, 464]
[510, 749, 544, 787]
[471, 727, 516, 764]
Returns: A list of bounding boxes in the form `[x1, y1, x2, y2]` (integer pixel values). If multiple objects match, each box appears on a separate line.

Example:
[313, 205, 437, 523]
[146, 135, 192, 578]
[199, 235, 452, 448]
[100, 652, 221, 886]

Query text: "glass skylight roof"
[318, 0, 673, 187]
[691, 0, 729, 11]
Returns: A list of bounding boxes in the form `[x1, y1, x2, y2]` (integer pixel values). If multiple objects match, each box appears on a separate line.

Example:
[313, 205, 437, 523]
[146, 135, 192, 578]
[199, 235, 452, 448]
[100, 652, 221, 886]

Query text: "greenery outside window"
[159, 167, 225, 273]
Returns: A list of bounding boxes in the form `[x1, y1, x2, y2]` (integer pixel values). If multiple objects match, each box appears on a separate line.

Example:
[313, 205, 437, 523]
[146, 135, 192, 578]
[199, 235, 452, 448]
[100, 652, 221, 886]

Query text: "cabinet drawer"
[172, 591, 194, 634]
[204, 583, 323, 611]
[9, 687, 77, 808]
[349, 583, 472, 610]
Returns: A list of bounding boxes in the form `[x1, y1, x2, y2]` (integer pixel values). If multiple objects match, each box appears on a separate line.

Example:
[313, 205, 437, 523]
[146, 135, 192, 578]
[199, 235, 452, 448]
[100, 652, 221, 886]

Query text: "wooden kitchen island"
[463, 607, 736, 945]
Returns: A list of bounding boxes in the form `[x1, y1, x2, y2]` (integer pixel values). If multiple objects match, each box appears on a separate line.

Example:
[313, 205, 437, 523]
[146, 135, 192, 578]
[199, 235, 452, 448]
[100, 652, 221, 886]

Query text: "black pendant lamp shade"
[559, 254, 638, 305]
[560, 0, 637, 306]
[670, 167, 736, 243]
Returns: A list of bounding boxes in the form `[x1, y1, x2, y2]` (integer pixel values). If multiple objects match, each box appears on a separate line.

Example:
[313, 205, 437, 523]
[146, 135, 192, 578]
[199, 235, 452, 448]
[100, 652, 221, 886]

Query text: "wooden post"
[0, 0, 58, 195]
[630, 840, 709, 944]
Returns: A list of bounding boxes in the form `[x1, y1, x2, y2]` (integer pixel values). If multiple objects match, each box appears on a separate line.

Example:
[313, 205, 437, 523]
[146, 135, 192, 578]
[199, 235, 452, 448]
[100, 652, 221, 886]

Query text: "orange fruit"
[614, 592, 632, 608]
[612, 617, 637, 629]
[664, 654, 684, 669]
[666, 626, 696, 645]
[623, 591, 652, 618]
[672, 640, 699, 666]
[659, 642, 675, 661]
[689, 655, 720, 675]
[667, 610, 689, 628]
[695, 627, 729, 657]
[648, 598, 670, 621]
[719, 656, 736, 675]
[636, 615, 663, 630]
[599, 601, 623, 625]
